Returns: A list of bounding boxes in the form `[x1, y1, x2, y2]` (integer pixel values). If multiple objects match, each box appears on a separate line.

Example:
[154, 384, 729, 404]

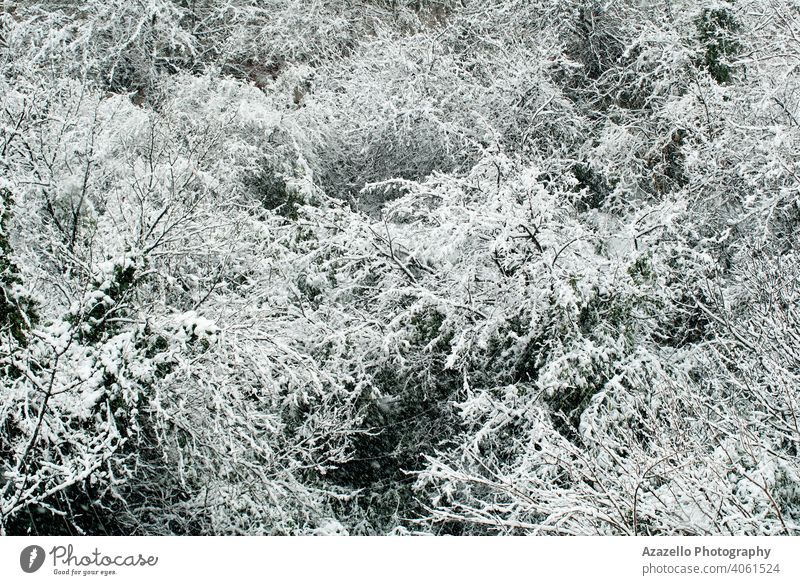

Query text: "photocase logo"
[20, 545, 46, 573]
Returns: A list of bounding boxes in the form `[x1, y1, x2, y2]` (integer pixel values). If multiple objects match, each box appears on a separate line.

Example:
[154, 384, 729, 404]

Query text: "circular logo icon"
[20, 545, 46, 573]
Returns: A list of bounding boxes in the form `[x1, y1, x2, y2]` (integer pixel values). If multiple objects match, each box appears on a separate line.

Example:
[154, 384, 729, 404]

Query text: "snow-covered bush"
[2, 0, 799, 535]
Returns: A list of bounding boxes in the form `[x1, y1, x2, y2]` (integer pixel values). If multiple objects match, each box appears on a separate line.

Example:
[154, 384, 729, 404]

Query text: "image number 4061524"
[20, 545, 46, 573]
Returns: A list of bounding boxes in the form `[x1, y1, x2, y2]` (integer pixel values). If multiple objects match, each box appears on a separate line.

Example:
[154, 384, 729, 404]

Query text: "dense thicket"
[1, 0, 799, 535]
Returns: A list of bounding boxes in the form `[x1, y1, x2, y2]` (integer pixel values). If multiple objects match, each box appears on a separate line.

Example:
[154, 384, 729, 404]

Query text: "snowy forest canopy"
[1, 0, 799, 535]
